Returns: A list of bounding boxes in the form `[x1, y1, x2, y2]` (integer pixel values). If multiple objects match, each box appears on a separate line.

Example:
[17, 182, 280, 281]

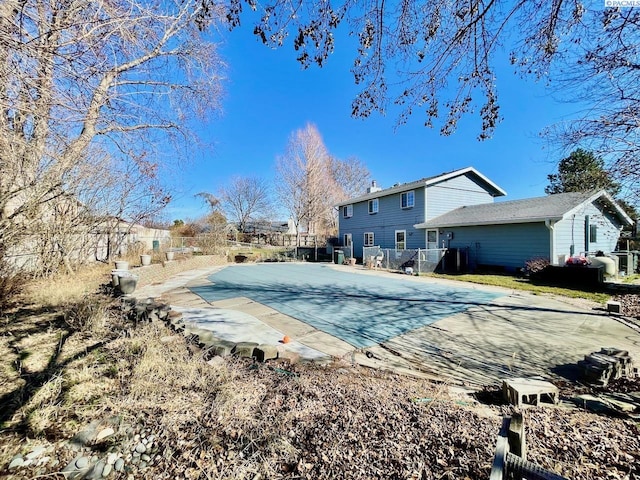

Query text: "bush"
[525, 257, 550, 276]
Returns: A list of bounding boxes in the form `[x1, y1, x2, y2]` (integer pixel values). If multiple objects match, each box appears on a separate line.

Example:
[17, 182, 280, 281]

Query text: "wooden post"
[489, 417, 511, 480]
[508, 413, 526, 461]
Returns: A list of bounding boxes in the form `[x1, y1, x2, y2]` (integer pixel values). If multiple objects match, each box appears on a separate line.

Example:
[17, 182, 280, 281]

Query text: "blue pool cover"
[190, 263, 504, 348]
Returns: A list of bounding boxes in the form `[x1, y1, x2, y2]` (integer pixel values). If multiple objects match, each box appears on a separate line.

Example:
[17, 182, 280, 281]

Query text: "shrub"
[525, 257, 550, 276]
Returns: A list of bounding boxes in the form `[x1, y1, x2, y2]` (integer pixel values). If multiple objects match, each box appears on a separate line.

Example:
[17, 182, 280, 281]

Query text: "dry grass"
[25, 261, 112, 308]
[1, 264, 639, 479]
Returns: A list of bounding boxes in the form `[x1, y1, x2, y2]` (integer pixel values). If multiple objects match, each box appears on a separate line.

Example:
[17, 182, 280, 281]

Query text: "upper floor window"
[343, 204, 353, 218]
[401, 191, 415, 209]
[368, 198, 379, 214]
[364, 232, 374, 247]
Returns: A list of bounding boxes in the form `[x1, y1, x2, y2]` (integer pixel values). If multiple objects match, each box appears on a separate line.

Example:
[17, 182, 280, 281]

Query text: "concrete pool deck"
[134, 263, 640, 386]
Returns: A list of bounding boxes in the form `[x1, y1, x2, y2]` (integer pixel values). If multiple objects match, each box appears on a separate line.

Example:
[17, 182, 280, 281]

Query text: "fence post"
[418, 248, 422, 274]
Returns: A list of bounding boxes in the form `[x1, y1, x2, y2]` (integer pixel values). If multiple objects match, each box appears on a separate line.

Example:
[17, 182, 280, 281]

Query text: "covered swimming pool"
[189, 263, 504, 348]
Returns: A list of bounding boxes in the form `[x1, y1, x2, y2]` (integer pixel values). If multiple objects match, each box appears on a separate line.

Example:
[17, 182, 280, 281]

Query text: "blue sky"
[165, 23, 582, 221]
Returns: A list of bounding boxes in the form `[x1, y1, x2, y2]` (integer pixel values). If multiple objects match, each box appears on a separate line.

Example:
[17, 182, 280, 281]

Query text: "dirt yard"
[0, 270, 639, 480]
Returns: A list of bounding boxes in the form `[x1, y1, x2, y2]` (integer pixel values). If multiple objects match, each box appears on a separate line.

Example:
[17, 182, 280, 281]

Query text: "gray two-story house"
[337, 166, 633, 271]
[336, 167, 506, 259]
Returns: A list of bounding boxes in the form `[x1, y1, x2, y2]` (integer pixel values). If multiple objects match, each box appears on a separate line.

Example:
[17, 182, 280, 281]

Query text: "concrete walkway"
[134, 263, 640, 387]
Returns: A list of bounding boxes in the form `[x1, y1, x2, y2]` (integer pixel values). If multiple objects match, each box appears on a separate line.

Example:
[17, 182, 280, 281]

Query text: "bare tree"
[275, 124, 370, 239]
[226, 0, 587, 139]
[330, 156, 371, 200]
[324, 156, 371, 232]
[544, 9, 640, 205]
[218, 176, 272, 233]
[0, 0, 223, 273]
[225, 2, 640, 205]
[275, 124, 334, 240]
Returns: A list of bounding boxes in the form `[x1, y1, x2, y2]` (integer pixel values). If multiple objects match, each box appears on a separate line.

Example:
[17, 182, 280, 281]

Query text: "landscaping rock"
[88, 460, 106, 480]
[276, 347, 301, 365]
[194, 330, 216, 347]
[231, 342, 259, 358]
[26, 446, 46, 460]
[62, 455, 92, 480]
[102, 463, 113, 477]
[207, 340, 236, 358]
[69, 420, 100, 450]
[114, 458, 125, 472]
[8, 455, 24, 470]
[95, 427, 115, 441]
[254, 344, 278, 362]
[135, 442, 146, 454]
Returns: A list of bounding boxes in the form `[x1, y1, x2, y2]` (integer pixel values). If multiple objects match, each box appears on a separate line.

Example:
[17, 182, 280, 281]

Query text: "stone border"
[129, 255, 227, 287]
[124, 297, 301, 365]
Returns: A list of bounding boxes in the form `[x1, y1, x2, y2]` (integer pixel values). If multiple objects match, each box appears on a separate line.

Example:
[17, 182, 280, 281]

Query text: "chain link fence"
[362, 246, 447, 274]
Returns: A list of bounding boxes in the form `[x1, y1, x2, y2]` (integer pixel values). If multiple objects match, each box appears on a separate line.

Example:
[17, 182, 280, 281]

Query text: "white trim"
[414, 217, 563, 229]
[335, 166, 506, 207]
[563, 190, 634, 226]
[364, 232, 374, 247]
[426, 229, 439, 249]
[423, 167, 507, 197]
[368, 198, 379, 214]
[401, 190, 415, 209]
[395, 229, 406, 250]
[343, 204, 353, 218]
[343, 233, 352, 247]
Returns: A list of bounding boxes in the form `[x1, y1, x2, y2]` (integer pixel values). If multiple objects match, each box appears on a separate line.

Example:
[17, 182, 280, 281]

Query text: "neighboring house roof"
[243, 221, 290, 233]
[335, 166, 506, 207]
[414, 190, 634, 229]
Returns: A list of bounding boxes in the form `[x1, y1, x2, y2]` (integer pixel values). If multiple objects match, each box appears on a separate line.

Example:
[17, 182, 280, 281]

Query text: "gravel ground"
[615, 293, 640, 318]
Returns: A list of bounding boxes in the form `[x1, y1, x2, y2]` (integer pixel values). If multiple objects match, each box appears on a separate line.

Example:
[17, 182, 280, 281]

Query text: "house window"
[343, 233, 352, 247]
[395, 230, 406, 250]
[364, 232, 374, 247]
[343, 204, 353, 218]
[368, 198, 379, 214]
[401, 191, 415, 209]
[590, 225, 598, 243]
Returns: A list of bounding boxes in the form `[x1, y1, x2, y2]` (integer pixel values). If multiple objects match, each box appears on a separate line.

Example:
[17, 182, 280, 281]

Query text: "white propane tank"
[589, 256, 616, 278]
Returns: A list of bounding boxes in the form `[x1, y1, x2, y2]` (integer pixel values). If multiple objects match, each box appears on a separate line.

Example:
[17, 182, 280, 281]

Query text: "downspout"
[584, 215, 590, 254]
[545, 219, 556, 264]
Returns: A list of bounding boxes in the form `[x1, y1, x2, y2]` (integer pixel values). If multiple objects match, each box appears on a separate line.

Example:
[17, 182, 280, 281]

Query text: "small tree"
[218, 177, 272, 234]
[195, 192, 229, 251]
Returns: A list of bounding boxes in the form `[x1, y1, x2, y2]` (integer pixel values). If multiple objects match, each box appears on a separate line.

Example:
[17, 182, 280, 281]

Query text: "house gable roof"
[414, 190, 634, 229]
[336, 167, 506, 207]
